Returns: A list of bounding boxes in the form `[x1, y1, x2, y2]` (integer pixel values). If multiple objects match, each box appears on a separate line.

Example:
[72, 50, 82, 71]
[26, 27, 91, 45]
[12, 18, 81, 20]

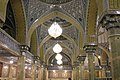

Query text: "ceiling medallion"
[39, 0, 72, 4]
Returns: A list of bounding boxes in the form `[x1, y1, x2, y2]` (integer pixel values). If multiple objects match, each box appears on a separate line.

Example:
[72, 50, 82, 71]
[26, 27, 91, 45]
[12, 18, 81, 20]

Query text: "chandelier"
[53, 43, 62, 53]
[57, 60, 63, 65]
[55, 53, 62, 60]
[48, 22, 62, 38]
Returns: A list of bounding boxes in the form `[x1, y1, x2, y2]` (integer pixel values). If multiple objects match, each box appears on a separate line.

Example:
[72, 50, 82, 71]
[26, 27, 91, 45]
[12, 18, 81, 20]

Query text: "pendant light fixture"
[48, 22, 62, 38]
[55, 53, 62, 60]
[57, 60, 63, 65]
[53, 43, 62, 53]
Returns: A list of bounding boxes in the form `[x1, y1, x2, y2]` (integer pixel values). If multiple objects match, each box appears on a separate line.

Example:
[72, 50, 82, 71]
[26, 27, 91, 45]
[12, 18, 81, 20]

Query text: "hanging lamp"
[53, 43, 62, 53]
[57, 60, 63, 65]
[55, 53, 62, 60]
[48, 22, 62, 38]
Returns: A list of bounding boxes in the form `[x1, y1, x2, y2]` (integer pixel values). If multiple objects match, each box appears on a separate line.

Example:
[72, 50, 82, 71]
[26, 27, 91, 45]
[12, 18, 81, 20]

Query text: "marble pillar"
[101, 14, 120, 80]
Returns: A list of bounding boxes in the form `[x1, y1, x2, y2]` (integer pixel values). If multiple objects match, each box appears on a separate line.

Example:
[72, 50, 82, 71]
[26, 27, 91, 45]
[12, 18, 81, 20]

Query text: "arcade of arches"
[0, 0, 120, 80]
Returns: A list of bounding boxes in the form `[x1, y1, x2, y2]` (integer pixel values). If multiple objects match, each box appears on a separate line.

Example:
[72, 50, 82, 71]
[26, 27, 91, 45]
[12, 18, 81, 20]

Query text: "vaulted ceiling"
[23, 0, 87, 28]
[22, 0, 88, 66]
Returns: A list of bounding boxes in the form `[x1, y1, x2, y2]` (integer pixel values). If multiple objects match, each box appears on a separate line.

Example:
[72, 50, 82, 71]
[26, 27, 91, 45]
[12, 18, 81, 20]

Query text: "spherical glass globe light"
[53, 43, 62, 53]
[57, 60, 63, 65]
[48, 22, 62, 38]
[55, 53, 62, 60]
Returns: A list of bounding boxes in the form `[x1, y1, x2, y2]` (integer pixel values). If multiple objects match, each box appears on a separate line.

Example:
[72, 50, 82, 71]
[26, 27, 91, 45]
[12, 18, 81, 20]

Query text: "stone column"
[31, 63, 37, 80]
[76, 66, 79, 80]
[72, 67, 74, 80]
[43, 67, 47, 80]
[8, 65, 13, 80]
[88, 53, 95, 80]
[73, 61, 79, 80]
[16, 45, 30, 80]
[100, 14, 120, 80]
[77, 55, 86, 80]
[31, 56, 40, 80]
[16, 55, 26, 80]
[72, 67, 76, 80]
[74, 67, 77, 80]
[45, 68, 48, 80]
[79, 64, 83, 80]
[84, 44, 97, 80]
[37, 66, 42, 80]
[41, 66, 44, 80]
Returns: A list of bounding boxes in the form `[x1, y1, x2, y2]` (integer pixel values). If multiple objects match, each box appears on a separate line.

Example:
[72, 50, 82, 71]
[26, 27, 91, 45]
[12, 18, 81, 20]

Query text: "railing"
[0, 77, 16, 80]
[0, 28, 20, 56]
[0, 78, 37, 80]
[95, 77, 112, 80]
[48, 65, 72, 70]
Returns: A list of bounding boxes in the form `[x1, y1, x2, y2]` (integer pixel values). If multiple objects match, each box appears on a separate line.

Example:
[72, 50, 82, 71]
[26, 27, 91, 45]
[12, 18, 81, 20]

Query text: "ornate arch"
[39, 34, 77, 59]
[30, 30, 38, 56]
[0, 0, 9, 22]
[11, 0, 27, 44]
[28, 11, 84, 48]
[86, 0, 97, 44]
[98, 45, 111, 61]
[44, 43, 73, 63]
[39, 34, 77, 49]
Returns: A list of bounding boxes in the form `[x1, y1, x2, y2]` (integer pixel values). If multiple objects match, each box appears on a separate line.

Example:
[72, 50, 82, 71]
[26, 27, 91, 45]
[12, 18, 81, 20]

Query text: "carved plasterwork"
[23, 0, 84, 28]
[39, 0, 72, 4]
[22, 0, 86, 64]
[43, 39, 74, 54]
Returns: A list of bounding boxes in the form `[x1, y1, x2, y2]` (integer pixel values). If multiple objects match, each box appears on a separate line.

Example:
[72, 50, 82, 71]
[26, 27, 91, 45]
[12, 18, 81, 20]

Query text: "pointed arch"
[11, 0, 27, 44]
[98, 45, 111, 61]
[44, 43, 73, 63]
[28, 11, 84, 48]
[86, 0, 97, 44]
[30, 30, 38, 56]
[0, 0, 9, 22]
[39, 34, 77, 49]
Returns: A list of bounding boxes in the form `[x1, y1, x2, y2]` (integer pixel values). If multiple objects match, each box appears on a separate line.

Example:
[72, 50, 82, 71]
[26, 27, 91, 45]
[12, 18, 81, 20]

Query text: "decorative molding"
[100, 14, 120, 30]
[19, 45, 30, 52]
[0, 28, 20, 56]
[83, 44, 97, 53]
[77, 55, 86, 63]
[23, 0, 84, 27]
[39, 0, 72, 4]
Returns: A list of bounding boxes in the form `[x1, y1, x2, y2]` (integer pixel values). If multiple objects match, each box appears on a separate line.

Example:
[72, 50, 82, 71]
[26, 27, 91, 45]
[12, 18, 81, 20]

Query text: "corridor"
[0, 0, 120, 80]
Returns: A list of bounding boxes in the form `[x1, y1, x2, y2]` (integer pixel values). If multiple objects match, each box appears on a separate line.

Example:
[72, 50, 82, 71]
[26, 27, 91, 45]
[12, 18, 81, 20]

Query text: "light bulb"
[28, 67, 31, 70]
[3, 66, 8, 69]
[53, 70, 56, 73]
[25, 66, 28, 69]
[98, 56, 101, 59]
[10, 60, 13, 64]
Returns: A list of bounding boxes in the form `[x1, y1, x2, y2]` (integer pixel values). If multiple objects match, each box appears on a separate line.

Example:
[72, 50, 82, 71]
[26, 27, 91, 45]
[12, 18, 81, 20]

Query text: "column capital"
[83, 44, 97, 53]
[19, 45, 30, 52]
[33, 56, 41, 64]
[77, 55, 86, 63]
[34, 56, 40, 60]
[73, 61, 79, 67]
[19, 45, 33, 59]
[100, 14, 120, 30]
